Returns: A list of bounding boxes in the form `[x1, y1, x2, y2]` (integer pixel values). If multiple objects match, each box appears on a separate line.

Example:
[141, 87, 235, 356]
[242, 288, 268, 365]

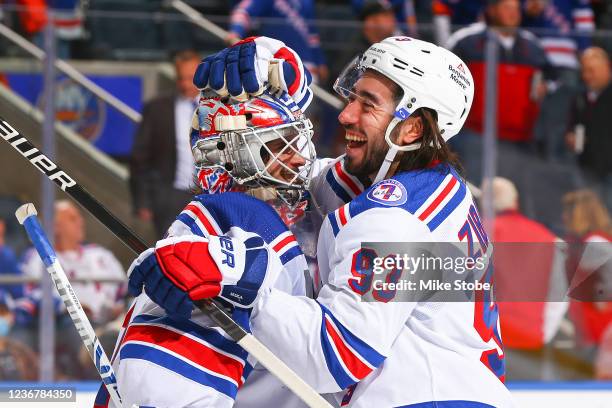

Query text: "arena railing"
[0, 23, 142, 124]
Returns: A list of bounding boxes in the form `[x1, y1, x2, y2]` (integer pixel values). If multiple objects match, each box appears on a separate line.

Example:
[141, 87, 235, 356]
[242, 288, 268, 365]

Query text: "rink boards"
[0, 381, 610, 407]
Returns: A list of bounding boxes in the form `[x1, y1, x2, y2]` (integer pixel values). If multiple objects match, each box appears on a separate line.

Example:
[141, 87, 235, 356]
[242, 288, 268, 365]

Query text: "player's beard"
[344, 134, 390, 181]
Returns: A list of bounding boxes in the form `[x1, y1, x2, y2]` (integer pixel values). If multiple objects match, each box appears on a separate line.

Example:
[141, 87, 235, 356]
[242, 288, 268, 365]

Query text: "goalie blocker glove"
[127, 234, 281, 318]
[193, 36, 313, 112]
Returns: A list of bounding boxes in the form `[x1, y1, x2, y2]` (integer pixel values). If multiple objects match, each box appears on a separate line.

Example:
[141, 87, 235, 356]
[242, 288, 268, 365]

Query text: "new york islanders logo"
[197, 167, 234, 194]
[367, 179, 407, 206]
[44, 77, 105, 142]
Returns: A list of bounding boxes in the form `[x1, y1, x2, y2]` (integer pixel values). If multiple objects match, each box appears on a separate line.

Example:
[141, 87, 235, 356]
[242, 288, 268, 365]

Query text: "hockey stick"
[0, 117, 331, 408]
[15, 203, 123, 408]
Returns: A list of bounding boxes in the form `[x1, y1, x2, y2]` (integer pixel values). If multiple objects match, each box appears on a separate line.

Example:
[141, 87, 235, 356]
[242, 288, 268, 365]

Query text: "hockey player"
[128, 36, 516, 406]
[93, 89, 321, 407]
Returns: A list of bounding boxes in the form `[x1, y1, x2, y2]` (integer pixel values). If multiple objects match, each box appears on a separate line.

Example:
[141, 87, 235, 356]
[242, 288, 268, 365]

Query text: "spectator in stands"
[16, 0, 85, 59]
[335, 2, 402, 89]
[129, 50, 200, 237]
[446, 0, 554, 183]
[352, 0, 418, 38]
[487, 177, 568, 378]
[227, 0, 328, 82]
[20, 200, 126, 326]
[14, 0, 47, 43]
[432, 0, 486, 45]
[0, 218, 24, 300]
[562, 189, 612, 347]
[522, 0, 595, 160]
[360, 1, 403, 45]
[17, 200, 126, 378]
[0, 290, 38, 380]
[590, 0, 612, 54]
[566, 47, 612, 211]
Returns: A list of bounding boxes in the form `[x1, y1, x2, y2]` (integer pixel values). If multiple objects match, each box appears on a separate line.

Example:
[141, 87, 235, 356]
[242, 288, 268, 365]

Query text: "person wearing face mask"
[0, 218, 24, 300]
[93, 90, 319, 408]
[0, 291, 38, 381]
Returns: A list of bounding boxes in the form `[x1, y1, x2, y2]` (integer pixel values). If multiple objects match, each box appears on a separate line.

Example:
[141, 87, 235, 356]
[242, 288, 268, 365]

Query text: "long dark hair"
[395, 108, 463, 175]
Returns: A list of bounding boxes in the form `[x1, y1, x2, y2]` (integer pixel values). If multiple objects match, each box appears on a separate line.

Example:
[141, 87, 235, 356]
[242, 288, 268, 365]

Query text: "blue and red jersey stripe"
[318, 303, 384, 389]
[116, 314, 251, 399]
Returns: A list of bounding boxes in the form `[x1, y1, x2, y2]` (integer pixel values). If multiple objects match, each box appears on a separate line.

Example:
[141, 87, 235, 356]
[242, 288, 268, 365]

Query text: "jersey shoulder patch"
[366, 179, 407, 206]
[327, 164, 467, 236]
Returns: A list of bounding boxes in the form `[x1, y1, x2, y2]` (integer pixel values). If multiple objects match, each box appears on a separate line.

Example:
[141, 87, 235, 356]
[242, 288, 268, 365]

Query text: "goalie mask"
[190, 92, 316, 202]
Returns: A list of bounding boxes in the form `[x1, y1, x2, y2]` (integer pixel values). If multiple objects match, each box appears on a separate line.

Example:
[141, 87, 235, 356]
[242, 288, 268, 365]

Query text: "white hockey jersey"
[95, 192, 309, 408]
[250, 162, 515, 407]
[21, 244, 126, 324]
[94, 157, 362, 408]
[308, 156, 365, 226]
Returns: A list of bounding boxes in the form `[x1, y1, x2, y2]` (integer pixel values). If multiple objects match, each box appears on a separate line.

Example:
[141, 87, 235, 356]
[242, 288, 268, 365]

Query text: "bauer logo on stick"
[0, 119, 76, 191]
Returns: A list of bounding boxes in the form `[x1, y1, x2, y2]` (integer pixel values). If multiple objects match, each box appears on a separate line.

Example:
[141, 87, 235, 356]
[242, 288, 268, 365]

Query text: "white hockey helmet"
[334, 36, 474, 181]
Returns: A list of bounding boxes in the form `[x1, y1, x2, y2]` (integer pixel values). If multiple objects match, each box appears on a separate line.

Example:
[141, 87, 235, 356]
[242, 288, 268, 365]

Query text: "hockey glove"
[127, 235, 278, 318]
[193, 36, 313, 111]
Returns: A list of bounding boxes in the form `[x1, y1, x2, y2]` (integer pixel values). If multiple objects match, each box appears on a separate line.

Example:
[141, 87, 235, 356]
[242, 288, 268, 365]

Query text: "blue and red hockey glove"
[127, 234, 280, 319]
[193, 36, 313, 112]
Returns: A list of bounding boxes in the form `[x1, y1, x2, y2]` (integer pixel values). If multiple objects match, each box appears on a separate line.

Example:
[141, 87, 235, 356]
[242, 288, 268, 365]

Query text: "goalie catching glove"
[193, 36, 313, 112]
[127, 234, 282, 318]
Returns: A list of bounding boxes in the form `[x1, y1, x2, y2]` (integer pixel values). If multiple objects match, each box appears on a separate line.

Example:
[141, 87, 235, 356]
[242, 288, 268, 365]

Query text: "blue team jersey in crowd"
[229, 0, 325, 68]
[521, 0, 595, 68]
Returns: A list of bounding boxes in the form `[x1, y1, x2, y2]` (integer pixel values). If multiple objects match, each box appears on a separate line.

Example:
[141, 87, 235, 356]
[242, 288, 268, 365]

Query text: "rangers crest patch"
[367, 179, 407, 206]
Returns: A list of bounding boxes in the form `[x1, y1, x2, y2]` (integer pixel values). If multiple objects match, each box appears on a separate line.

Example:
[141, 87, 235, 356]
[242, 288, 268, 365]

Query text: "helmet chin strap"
[373, 145, 399, 184]
[372, 117, 422, 184]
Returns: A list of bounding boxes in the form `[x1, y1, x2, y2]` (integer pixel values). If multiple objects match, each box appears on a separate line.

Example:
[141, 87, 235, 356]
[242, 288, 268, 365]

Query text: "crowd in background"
[0, 0, 611, 382]
[0, 201, 126, 380]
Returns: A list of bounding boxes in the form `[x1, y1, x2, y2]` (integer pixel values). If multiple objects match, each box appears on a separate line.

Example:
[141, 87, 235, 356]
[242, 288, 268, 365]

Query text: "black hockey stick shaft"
[0, 117, 248, 342]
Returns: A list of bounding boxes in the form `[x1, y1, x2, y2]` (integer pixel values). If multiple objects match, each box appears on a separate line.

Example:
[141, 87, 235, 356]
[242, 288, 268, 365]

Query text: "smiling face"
[338, 70, 399, 179]
[262, 137, 307, 184]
